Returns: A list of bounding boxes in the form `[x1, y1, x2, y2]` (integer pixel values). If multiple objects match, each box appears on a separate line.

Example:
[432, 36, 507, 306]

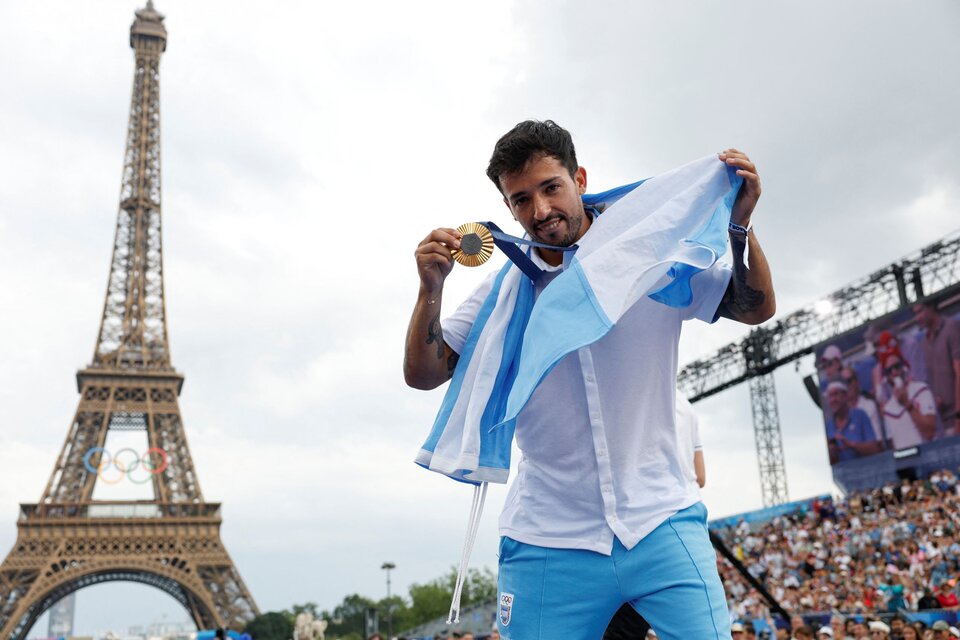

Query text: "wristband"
[728, 221, 752, 268]
[728, 221, 751, 236]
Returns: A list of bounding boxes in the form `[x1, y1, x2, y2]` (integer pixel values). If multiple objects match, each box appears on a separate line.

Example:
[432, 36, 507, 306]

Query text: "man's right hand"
[415, 228, 461, 293]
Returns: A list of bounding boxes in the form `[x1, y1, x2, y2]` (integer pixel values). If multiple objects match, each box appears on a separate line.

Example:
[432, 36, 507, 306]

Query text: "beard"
[532, 208, 585, 247]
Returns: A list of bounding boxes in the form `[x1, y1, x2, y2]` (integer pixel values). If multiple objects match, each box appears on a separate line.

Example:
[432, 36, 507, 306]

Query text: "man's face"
[820, 356, 841, 377]
[913, 304, 936, 330]
[891, 619, 904, 633]
[827, 386, 849, 415]
[841, 369, 860, 397]
[500, 153, 589, 250]
[883, 357, 906, 383]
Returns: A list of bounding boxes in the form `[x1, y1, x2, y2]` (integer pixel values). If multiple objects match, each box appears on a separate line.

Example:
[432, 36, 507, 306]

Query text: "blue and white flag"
[415, 154, 742, 484]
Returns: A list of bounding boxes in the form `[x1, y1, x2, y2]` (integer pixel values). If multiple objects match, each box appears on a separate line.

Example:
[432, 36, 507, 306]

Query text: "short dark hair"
[486, 119, 579, 192]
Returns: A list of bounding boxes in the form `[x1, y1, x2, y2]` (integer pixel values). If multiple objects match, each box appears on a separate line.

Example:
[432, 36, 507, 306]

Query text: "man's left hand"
[719, 149, 761, 226]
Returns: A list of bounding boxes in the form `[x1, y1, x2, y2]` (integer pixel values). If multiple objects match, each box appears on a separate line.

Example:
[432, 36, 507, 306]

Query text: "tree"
[319, 593, 376, 639]
[404, 566, 498, 628]
[245, 611, 294, 640]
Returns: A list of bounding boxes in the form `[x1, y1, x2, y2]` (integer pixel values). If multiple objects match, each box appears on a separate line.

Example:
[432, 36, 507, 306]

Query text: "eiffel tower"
[0, 4, 259, 638]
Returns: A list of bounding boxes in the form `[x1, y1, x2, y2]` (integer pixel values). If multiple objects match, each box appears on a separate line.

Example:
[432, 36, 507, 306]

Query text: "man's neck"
[535, 246, 564, 267]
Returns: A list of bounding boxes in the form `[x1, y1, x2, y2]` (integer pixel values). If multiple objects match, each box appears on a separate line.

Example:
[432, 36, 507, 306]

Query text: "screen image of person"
[824, 380, 882, 464]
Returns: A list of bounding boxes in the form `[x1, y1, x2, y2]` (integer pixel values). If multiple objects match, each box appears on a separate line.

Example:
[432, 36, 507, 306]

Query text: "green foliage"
[318, 593, 376, 639]
[281, 565, 498, 638]
[245, 611, 294, 640]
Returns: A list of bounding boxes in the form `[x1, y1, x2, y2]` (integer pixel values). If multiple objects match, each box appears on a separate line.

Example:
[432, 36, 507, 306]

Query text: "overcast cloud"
[1, 0, 958, 635]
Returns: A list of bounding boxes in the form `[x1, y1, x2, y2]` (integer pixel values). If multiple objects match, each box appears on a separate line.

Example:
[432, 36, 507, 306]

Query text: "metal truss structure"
[0, 5, 259, 637]
[678, 230, 960, 506]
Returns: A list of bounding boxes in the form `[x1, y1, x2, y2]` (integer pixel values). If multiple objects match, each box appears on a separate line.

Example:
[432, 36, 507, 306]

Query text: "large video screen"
[814, 284, 960, 492]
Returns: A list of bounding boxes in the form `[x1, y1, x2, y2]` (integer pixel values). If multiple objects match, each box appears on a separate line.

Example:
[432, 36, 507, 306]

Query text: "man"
[880, 352, 937, 448]
[824, 381, 883, 463]
[867, 621, 890, 639]
[840, 366, 883, 440]
[677, 395, 707, 488]
[405, 120, 775, 639]
[888, 616, 905, 638]
[933, 620, 952, 640]
[914, 297, 960, 435]
[816, 627, 833, 639]
[819, 345, 844, 390]
[830, 615, 848, 640]
[850, 620, 868, 639]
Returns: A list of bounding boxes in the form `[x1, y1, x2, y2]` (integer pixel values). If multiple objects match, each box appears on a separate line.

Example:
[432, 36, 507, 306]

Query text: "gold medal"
[451, 222, 494, 267]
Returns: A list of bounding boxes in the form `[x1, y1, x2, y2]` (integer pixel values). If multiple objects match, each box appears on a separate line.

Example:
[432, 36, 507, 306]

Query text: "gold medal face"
[451, 222, 494, 267]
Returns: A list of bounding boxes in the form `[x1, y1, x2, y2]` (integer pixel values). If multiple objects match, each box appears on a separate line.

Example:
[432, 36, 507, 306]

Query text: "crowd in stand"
[712, 469, 960, 638]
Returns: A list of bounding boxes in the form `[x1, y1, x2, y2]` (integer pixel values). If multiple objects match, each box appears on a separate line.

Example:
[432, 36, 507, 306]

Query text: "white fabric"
[443, 250, 731, 554]
[882, 381, 936, 449]
[676, 395, 702, 488]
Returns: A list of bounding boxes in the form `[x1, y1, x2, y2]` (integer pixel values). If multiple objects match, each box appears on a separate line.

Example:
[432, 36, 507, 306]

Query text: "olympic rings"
[83, 447, 169, 484]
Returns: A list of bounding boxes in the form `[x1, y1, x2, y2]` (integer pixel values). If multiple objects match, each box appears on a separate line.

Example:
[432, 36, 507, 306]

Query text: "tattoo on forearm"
[720, 236, 765, 318]
[426, 311, 444, 359]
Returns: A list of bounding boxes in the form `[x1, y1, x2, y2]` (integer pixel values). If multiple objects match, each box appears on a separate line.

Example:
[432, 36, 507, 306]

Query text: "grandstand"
[711, 469, 960, 636]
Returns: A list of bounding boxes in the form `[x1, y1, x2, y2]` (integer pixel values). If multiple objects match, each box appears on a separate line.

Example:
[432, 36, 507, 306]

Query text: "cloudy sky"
[1, 0, 958, 635]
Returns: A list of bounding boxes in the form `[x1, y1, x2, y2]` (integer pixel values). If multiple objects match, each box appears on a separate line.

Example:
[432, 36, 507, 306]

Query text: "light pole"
[381, 562, 396, 638]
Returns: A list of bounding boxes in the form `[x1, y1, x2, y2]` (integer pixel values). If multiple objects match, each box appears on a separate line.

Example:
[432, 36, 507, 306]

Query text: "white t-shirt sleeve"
[913, 384, 937, 416]
[681, 260, 733, 323]
[691, 411, 703, 451]
[439, 271, 498, 355]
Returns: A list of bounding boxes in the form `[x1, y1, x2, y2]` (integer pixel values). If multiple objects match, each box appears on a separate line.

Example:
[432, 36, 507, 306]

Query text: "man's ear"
[575, 166, 587, 194]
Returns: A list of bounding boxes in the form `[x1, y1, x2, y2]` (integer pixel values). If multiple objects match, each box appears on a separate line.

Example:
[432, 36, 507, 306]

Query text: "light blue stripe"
[501, 258, 613, 424]
[419, 259, 514, 456]
[648, 166, 742, 307]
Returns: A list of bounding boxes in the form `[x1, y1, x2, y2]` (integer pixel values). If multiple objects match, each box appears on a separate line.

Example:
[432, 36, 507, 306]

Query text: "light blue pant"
[496, 502, 732, 640]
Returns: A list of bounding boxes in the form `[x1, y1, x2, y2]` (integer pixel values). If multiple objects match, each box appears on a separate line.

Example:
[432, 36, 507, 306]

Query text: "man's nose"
[532, 194, 551, 220]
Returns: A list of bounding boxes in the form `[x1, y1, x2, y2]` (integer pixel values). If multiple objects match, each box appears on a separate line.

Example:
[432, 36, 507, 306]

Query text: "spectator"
[880, 352, 937, 447]
[677, 395, 706, 488]
[794, 626, 814, 639]
[936, 581, 959, 609]
[825, 381, 883, 462]
[933, 621, 952, 640]
[889, 616, 906, 638]
[820, 345, 845, 388]
[841, 365, 884, 440]
[817, 627, 833, 639]
[914, 298, 960, 435]
[867, 620, 890, 639]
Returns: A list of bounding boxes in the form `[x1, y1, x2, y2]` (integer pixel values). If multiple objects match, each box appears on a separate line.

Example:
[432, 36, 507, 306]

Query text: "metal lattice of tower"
[0, 5, 259, 638]
[747, 374, 789, 507]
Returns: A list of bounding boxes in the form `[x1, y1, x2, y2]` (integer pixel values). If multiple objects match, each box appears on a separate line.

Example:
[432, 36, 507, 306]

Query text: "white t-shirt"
[882, 380, 936, 449]
[442, 250, 731, 554]
[676, 395, 703, 489]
